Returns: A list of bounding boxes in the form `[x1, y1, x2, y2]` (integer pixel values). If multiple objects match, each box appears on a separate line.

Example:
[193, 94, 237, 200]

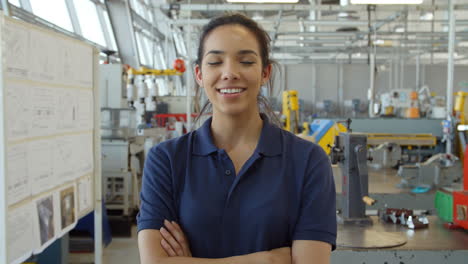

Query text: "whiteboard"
[0, 13, 100, 264]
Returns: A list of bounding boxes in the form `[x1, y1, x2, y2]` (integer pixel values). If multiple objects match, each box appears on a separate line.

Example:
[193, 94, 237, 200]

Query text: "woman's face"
[195, 25, 271, 117]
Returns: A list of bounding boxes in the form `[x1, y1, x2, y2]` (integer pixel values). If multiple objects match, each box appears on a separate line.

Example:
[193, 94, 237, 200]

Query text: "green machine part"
[435, 190, 453, 222]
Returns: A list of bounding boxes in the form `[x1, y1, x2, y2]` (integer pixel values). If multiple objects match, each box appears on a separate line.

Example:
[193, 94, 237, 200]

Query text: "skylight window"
[30, 0, 73, 32]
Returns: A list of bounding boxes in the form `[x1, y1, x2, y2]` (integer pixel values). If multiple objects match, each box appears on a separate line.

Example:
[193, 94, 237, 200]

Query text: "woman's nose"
[221, 62, 240, 80]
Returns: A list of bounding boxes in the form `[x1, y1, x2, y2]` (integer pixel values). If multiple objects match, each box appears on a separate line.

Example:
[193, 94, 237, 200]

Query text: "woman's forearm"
[148, 251, 268, 264]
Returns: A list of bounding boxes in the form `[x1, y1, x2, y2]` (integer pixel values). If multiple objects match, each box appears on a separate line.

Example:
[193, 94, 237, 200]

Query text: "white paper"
[74, 43, 94, 88]
[77, 175, 92, 214]
[59, 185, 77, 234]
[32, 194, 56, 253]
[28, 139, 54, 195]
[29, 28, 58, 83]
[74, 133, 94, 178]
[56, 39, 77, 87]
[5, 82, 32, 140]
[7, 203, 34, 264]
[53, 135, 76, 183]
[30, 86, 57, 137]
[56, 88, 78, 132]
[4, 21, 30, 79]
[7, 144, 30, 206]
[76, 90, 94, 130]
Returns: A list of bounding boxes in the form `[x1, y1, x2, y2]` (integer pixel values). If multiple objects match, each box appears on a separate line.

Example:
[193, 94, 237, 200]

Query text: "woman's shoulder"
[278, 127, 328, 158]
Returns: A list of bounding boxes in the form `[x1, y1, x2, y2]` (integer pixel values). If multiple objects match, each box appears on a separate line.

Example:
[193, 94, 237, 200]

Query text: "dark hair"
[192, 13, 280, 128]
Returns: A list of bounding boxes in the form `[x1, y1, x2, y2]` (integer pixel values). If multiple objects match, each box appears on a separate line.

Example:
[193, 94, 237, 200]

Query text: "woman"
[137, 13, 336, 264]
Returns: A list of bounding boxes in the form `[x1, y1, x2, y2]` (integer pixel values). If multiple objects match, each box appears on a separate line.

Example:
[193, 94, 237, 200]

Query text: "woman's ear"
[262, 64, 272, 84]
[195, 64, 203, 87]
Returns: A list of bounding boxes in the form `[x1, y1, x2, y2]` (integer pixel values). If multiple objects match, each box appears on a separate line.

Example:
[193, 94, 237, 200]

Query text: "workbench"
[332, 216, 468, 264]
[334, 167, 438, 212]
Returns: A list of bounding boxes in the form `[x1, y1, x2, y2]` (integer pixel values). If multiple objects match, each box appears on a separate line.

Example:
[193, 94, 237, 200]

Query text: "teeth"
[219, 88, 243, 94]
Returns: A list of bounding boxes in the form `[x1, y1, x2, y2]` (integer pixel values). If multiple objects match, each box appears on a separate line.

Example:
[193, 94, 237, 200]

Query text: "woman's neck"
[210, 110, 263, 152]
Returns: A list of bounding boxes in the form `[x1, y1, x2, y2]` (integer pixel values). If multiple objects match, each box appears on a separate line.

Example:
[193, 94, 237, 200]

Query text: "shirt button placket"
[225, 169, 231, 176]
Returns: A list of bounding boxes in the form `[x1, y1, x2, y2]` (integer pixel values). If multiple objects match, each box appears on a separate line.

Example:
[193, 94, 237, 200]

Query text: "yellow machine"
[454, 91, 468, 160]
[127, 66, 183, 76]
[282, 90, 300, 134]
[454, 91, 468, 125]
[299, 120, 347, 155]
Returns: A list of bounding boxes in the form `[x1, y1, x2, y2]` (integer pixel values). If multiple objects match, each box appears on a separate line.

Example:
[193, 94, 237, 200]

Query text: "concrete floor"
[69, 226, 140, 264]
[103, 226, 140, 264]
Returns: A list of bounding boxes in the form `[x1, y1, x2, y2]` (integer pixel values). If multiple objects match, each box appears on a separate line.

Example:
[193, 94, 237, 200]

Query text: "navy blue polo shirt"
[137, 114, 336, 258]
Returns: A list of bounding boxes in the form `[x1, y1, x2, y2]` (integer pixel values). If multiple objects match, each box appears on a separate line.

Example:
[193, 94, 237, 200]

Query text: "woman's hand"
[159, 219, 192, 257]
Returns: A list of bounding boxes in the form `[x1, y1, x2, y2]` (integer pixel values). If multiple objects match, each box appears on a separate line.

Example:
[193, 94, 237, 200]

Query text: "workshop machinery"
[125, 63, 186, 135]
[331, 132, 374, 225]
[366, 133, 437, 164]
[397, 153, 462, 189]
[299, 119, 347, 155]
[282, 90, 300, 134]
[454, 91, 468, 160]
[368, 142, 401, 169]
[435, 148, 468, 230]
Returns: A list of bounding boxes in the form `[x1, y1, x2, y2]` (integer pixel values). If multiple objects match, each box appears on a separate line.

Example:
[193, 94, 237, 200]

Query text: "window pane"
[73, 0, 106, 46]
[103, 10, 118, 51]
[143, 37, 153, 67]
[135, 33, 148, 66]
[30, 0, 73, 32]
[8, 0, 20, 7]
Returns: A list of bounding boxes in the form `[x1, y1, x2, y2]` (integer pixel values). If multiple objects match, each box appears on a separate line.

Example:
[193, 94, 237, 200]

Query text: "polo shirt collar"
[193, 117, 218, 156]
[192, 113, 282, 157]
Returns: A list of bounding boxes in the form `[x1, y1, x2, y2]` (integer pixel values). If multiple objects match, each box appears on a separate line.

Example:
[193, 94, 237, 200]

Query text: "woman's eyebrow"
[204, 50, 258, 57]
[238, 50, 258, 56]
[205, 50, 224, 57]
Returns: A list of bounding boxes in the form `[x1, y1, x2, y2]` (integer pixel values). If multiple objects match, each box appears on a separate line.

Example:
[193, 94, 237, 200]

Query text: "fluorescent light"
[351, 0, 423, 4]
[420, 11, 434, 20]
[373, 39, 385, 45]
[227, 0, 299, 3]
[394, 25, 405, 33]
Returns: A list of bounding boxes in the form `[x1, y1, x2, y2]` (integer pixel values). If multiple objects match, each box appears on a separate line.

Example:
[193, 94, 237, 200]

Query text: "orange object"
[407, 107, 420, 118]
[173, 58, 186, 73]
[410, 91, 418, 100]
[452, 146, 468, 230]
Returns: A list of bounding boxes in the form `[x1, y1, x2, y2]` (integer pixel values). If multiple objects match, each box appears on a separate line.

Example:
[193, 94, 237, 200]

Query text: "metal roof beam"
[159, 3, 468, 12]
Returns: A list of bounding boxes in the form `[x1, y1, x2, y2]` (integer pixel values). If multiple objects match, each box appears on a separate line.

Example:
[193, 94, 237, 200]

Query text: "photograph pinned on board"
[36, 195, 55, 245]
[60, 186, 76, 230]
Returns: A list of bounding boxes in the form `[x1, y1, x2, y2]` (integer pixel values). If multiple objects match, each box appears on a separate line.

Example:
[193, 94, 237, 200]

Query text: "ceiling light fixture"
[419, 11, 434, 20]
[394, 25, 405, 33]
[226, 0, 299, 3]
[350, 0, 423, 4]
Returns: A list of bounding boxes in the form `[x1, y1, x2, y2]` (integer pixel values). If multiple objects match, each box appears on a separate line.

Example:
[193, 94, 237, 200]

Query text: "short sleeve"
[292, 147, 337, 250]
[137, 144, 177, 232]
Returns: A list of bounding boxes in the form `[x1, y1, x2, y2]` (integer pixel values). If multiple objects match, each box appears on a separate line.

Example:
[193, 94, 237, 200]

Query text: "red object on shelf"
[154, 113, 199, 131]
[453, 145, 468, 230]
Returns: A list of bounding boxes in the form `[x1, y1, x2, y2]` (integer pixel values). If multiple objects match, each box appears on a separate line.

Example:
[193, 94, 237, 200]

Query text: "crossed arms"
[138, 220, 331, 264]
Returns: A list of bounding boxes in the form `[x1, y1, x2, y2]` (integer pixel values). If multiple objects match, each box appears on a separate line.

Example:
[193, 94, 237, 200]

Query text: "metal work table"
[334, 166, 438, 211]
[332, 216, 468, 264]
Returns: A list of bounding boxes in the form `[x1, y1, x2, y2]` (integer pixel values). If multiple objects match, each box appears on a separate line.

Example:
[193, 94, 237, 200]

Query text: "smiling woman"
[137, 13, 337, 264]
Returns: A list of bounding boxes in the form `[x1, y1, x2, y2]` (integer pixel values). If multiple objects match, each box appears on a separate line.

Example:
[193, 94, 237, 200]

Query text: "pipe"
[368, 47, 376, 118]
[1, 0, 10, 16]
[186, 0, 192, 131]
[445, 0, 456, 154]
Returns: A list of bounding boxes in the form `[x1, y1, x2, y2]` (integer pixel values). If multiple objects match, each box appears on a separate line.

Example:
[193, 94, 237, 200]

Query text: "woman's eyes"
[206, 61, 255, 65]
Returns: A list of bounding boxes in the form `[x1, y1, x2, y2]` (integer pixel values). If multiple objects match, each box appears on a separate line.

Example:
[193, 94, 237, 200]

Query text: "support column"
[445, 0, 456, 154]
[106, 0, 139, 67]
